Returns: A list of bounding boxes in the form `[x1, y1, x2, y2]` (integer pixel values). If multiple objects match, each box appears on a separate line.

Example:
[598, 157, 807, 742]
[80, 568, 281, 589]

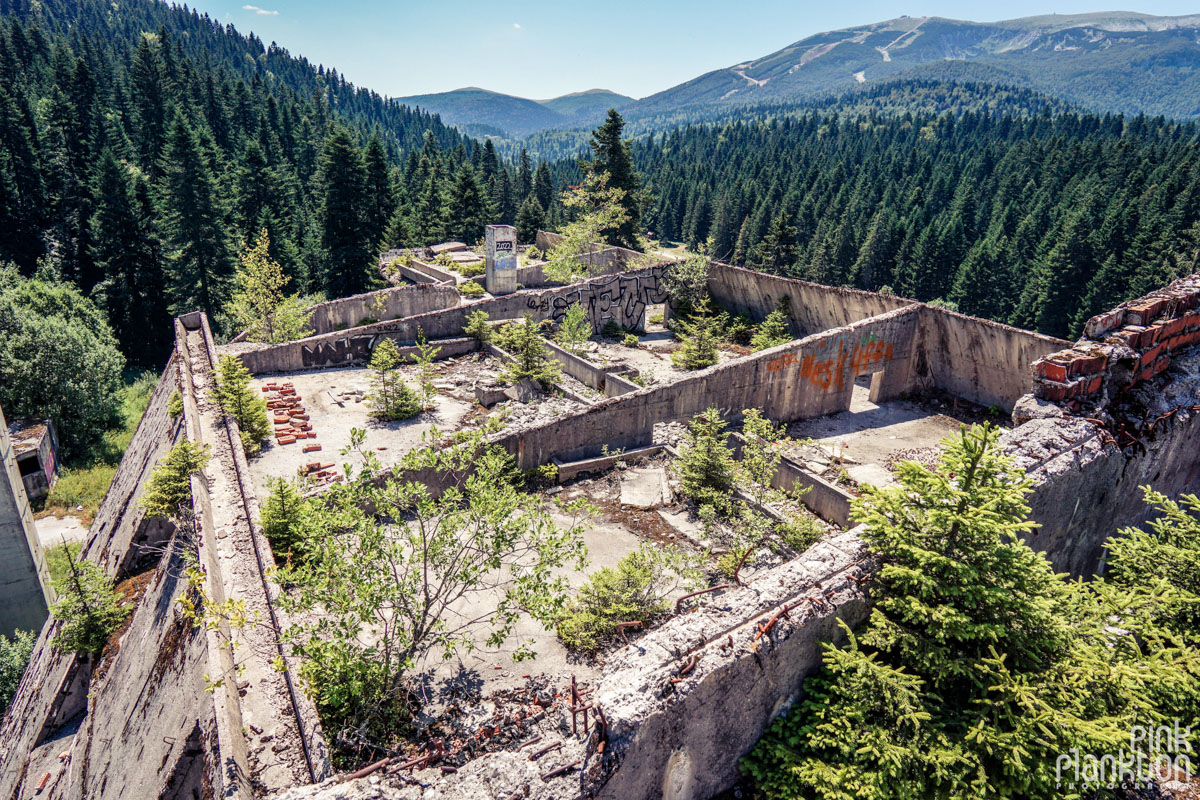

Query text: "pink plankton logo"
[1056, 721, 1193, 790]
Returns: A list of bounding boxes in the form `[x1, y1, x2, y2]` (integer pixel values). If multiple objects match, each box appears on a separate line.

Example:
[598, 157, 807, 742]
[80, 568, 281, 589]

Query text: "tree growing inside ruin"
[212, 355, 272, 456]
[463, 309, 492, 344]
[497, 316, 562, 390]
[557, 544, 701, 653]
[408, 329, 441, 411]
[544, 172, 639, 284]
[365, 338, 422, 421]
[229, 229, 314, 344]
[671, 303, 722, 370]
[675, 408, 736, 514]
[743, 425, 1200, 800]
[555, 302, 592, 354]
[260, 478, 308, 567]
[277, 429, 589, 761]
[662, 255, 710, 320]
[750, 299, 794, 351]
[49, 546, 130, 656]
[140, 441, 211, 520]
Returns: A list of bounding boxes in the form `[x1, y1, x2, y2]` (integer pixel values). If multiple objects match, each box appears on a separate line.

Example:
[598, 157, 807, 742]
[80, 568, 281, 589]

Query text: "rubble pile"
[1032, 275, 1200, 410]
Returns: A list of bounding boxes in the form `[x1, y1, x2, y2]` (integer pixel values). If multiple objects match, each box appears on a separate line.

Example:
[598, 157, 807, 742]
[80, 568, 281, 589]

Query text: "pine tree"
[140, 441, 212, 520]
[671, 306, 722, 371]
[446, 163, 487, 244]
[49, 547, 130, 656]
[585, 109, 642, 248]
[366, 338, 422, 421]
[212, 355, 272, 456]
[318, 127, 374, 297]
[362, 134, 395, 250]
[261, 477, 308, 566]
[90, 150, 172, 366]
[533, 161, 555, 214]
[752, 210, 799, 274]
[517, 148, 533, 200]
[161, 114, 236, 317]
[515, 195, 546, 244]
[675, 407, 736, 514]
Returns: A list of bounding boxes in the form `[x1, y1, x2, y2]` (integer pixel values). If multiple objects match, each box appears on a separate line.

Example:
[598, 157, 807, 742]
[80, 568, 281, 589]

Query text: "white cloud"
[513, 22, 521, 29]
[243, 5, 280, 15]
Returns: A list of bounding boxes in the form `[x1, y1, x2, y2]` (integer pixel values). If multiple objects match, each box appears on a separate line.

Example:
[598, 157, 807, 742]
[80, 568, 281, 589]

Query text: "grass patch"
[43, 541, 83, 586]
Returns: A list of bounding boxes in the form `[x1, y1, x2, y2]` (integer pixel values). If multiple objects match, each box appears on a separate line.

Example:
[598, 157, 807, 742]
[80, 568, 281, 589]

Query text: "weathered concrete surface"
[306, 283, 460, 335]
[0, 402, 51, 637]
[920, 306, 1067, 411]
[234, 265, 670, 373]
[1005, 348, 1200, 576]
[706, 261, 912, 334]
[493, 305, 924, 469]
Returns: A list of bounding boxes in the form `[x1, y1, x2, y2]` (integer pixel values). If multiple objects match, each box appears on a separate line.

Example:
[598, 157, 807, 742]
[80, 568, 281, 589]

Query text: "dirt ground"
[787, 378, 1007, 488]
[588, 330, 740, 386]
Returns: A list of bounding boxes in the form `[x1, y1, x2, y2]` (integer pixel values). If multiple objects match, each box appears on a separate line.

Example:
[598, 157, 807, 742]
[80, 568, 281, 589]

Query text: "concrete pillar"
[485, 224, 518, 296]
[0, 404, 51, 638]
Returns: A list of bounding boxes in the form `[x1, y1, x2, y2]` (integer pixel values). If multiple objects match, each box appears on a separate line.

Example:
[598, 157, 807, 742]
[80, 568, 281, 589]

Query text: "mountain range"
[393, 87, 633, 137]
[399, 11, 1200, 138]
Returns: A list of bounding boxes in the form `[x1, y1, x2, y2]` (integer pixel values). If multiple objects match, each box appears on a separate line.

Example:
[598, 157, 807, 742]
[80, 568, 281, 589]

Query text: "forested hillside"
[630, 111, 1200, 339]
[0, 0, 546, 366]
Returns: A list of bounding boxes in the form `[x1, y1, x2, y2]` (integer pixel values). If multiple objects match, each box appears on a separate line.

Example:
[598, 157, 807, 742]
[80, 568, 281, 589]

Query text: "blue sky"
[183, 1, 1200, 99]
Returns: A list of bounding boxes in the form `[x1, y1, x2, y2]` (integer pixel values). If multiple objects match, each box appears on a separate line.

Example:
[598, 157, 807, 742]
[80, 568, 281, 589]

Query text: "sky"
[183, 1, 1200, 100]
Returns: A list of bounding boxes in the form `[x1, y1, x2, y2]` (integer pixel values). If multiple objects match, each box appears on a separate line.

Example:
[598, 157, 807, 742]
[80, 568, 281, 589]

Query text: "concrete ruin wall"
[231, 264, 670, 373]
[920, 306, 1069, 410]
[304, 283, 460, 335]
[493, 305, 924, 469]
[0, 404, 52, 638]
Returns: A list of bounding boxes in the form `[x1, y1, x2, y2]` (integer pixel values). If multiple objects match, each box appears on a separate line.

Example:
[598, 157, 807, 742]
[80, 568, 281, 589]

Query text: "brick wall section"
[1032, 273, 1200, 407]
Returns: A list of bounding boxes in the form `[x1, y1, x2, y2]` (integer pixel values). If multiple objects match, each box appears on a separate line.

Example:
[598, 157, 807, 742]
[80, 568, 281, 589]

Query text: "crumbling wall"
[494, 305, 923, 469]
[921, 306, 1067, 411]
[231, 265, 670, 373]
[705, 261, 913, 334]
[305, 283, 460, 335]
[0, 403, 51, 638]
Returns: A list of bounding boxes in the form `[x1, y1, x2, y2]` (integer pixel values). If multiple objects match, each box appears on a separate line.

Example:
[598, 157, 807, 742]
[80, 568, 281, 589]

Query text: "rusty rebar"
[518, 736, 543, 749]
[343, 757, 390, 782]
[616, 620, 643, 644]
[732, 548, 754, 586]
[528, 741, 562, 762]
[674, 584, 731, 615]
[678, 655, 697, 676]
[541, 761, 580, 782]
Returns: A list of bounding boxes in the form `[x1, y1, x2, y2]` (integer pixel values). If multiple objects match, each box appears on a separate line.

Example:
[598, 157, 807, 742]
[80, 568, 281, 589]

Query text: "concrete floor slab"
[34, 514, 88, 548]
[619, 468, 666, 509]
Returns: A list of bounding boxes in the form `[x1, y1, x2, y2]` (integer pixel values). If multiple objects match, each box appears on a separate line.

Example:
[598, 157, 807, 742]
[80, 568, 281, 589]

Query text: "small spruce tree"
[140, 441, 211, 520]
[212, 355, 272, 455]
[260, 478, 308, 567]
[555, 302, 592, 354]
[675, 408, 736, 514]
[750, 299, 794, 351]
[365, 339, 422, 421]
[498, 316, 562, 390]
[463, 309, 492, 344]
[671, 305, 721, 370]
[408, 328, 441, 410]
[50, 547, 130, 656]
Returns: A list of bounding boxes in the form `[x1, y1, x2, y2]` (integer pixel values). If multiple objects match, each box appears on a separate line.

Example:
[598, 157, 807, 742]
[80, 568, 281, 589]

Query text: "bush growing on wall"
[497, 316, 562, 390]
[742, 425, 1200, 799]
[555, 302, 592, 354]
[50, 547, 130, 656]
[212, 355, 272, 455]
[750, 299, 794, 351]
[140, 441, 211, 520]
[0, 629, 35, 716]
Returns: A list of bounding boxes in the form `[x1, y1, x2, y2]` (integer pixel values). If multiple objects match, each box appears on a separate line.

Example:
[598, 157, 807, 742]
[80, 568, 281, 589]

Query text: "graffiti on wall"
[766, 332, 895, 391]
[300, 333, 380, 368]
[526, 268, 669, 331]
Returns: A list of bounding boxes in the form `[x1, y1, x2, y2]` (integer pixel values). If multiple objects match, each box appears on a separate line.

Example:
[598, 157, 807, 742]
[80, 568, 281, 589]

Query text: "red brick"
[1069, 354, 1107, 377]
[1036, 359, 1070, 382]
[1086, 375, 1103, 394]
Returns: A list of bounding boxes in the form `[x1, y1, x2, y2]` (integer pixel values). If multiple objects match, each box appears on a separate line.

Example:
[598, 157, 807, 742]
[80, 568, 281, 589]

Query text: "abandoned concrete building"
[2, 228, 1199, 800]
[0, 404, 53, 639]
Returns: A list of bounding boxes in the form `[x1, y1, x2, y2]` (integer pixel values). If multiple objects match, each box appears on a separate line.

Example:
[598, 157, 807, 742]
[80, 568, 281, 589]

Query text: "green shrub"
[621, 333, 640, 348]
[458, 281, 485, 298]
[750, 300, 793, 351]
[558, 546, 699, 653]
[601, 319, 623, 339]
[671, 313, 721, 370]
[434, 252, 455, 267]
[168, 389, 183, 419]
[44, 541, 83, 586]
[43, 464, 117, 521]
[212, 355, 272, 456]
[464, 310, 492, 344]
[365, 339, 423, 421]
[261, 478, 308, 566]
[555, 303, 592, 354]
[497, 317, 562, 390]
[140, 441, 211, 520]
[457, 260, 485, 277]
[525, 246, 542, 262]
[0, 629, 35, 716]
[357, 316, 379, 326]
[675, 408, 736, 513]
[649, 312, 665, 325]
[50, 547, 130, 655]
